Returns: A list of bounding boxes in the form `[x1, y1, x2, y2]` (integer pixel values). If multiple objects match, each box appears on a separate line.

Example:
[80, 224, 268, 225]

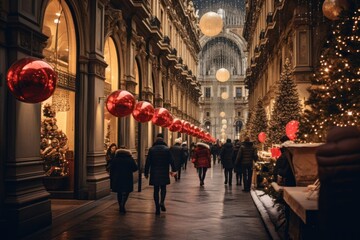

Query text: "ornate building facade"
[195, 0, 249, 141]
[243, 0, 330, 118]
[0, 0, 200, 237]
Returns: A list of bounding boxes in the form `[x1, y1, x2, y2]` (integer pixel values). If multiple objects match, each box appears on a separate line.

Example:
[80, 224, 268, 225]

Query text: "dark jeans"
[242, 164, 253, 191]
[224, 168, 233, 185]
[153, 185, 166, 209]
[197, 167, 207, 182]
[212, 154, 217, 164]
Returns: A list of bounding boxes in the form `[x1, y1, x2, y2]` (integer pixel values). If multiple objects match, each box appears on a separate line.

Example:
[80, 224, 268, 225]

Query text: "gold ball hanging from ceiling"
[322, 0, 349, 21]
[199, 12, 223, 37]
[221, 92, 229, 99]
[219, 112, 226, 118]
[216, 68, 230, 82]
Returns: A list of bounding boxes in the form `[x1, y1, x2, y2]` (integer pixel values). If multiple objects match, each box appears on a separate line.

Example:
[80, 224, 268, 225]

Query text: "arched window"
[41, 0, 77, 191]
[104, 37, 119, 149]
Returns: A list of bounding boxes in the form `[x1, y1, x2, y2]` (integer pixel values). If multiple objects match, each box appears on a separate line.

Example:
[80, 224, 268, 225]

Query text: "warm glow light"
[221, 92, 229, 99]
[219, 112, 226, 117]
[199, 12, 223, 37]
[216, 68, 230, 82]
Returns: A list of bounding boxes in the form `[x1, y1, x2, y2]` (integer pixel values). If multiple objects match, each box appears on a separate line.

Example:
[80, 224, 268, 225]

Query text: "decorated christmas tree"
[252, 99, 268, 146]
[302, 8, 360, 142]
[40, 103, 69, 177]
[244, 107, 255, 139]
[268, 58, 301, 144]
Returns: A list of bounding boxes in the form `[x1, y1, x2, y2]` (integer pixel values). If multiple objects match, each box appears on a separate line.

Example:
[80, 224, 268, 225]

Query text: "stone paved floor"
[45, 163, 271, 240]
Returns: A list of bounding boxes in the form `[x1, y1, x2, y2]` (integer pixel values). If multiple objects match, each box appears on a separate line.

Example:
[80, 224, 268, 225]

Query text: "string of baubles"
[105, 90, 215, 143]
[5, 58, 215, 143]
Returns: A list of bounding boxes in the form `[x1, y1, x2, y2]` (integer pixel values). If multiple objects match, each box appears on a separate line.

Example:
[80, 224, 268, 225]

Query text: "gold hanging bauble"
[322, 0, 349, 21]
[216, 68, 230, 82]
[221, 119, 227, 124]
[199, 12, 223, 37]
[219, 112, 226, 117]
[221, 92, 229, 99]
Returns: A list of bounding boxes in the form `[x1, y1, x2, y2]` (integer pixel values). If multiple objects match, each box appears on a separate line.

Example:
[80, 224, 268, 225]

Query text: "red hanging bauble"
[7, 58, 57, 103]
[106, 90, 136, 117]
[168, 118, 183, 132]
[182, 121, 191, 134]
[152, 108, 172, 127]
[132, 101, 155, 123]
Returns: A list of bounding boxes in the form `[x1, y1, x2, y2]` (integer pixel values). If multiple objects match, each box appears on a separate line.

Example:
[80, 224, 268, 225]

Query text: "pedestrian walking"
[181, 141, 189, 170]
[233, 140, 242, 186]
[170, 138, 186, 180]
[145, 133, 176, 215]
[220, 139, 235, 185]
[110, 146, 138, 214]
[235, 137, 258, 192]
[210, 142, 220, 165]
[106, 143, 117, 172]
[192, 142, 211, 186]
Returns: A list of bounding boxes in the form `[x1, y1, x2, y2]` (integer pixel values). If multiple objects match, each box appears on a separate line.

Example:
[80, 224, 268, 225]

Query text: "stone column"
[85, 0, 110, 199]
[2, 1, 51, 237]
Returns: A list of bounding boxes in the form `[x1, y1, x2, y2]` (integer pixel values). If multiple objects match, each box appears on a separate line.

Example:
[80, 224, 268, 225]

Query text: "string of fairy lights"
[310, 7, 360, 138]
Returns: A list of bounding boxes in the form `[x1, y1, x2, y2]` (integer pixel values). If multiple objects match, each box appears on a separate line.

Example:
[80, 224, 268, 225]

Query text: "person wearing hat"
[145, 133, 176, 215]
[170, 138, 186, 180]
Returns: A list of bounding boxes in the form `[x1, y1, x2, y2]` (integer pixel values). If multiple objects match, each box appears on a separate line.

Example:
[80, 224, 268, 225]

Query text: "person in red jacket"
[192, 142, 211, 186]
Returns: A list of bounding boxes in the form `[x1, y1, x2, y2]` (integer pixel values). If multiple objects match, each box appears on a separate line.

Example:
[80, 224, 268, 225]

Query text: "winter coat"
[193, 142, 211, 168]
[210, 144, 220, 155]
[170, 143, 186, 170]
[316, 126, 360, 239]
[145, 139, 176, 186]
[235, 141, 258, 166]
[233, 143, 241, 172]
[274, 146, 295, 186]
[110, 149, 138, 193]
[220, 142, 235, 169]
[182, 144, 189, 160]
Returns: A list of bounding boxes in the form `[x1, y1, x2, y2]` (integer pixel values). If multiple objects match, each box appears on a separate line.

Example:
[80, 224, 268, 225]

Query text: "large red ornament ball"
[322, 0, 349, 20]
[182, 121, 191, 134]
[286, 120, 299, 141]
[106, 90, 136, 117]
[168, 118, 183, 132]
[7, 58, 57, 103]
[132, 101, 155, 123]
[152, 108, 173, 127]
[258, 132, 266, 143]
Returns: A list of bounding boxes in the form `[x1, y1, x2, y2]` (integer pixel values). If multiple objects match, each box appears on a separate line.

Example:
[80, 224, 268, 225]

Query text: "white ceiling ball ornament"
[221, 92, 229, 99]
[216, 68, 230, 82]
[221, 129, 225, 133]
[221, 132, 226, 137]
[221, 119, 227, 124]
[199, 11, 223, 37]
[222, 125, 227, 129]
[219, 112, 226, 118]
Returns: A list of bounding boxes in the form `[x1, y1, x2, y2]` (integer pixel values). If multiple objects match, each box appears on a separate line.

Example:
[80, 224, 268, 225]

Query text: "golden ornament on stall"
[199, 11, 223, 37]
[322, 0, 349, 21]
[216, 68, 230, 82]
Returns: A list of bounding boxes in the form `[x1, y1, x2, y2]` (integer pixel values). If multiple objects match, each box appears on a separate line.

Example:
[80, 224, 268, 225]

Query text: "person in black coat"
[220, 139, 235, 185]
[316, 126, 360, 240]
[235, 137, 258, 192]
[233, 140, 242, 186]
[274, 136, 296, 186]
[210, 142, 220, 165]
[170, 138, 186, 180]
[181, 142, 189, 170]
[145, 133, 176, 215]
[110, 147, 138, 214]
